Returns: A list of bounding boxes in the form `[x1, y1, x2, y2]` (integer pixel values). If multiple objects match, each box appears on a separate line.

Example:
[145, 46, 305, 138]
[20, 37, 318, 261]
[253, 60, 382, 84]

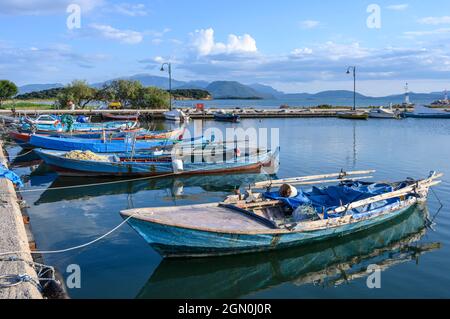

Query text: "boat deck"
[122, 203, 273, 233]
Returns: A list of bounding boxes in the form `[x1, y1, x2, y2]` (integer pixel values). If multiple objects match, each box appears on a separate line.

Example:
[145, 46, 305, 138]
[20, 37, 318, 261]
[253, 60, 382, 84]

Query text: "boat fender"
[172, 159, 184, 173]
[279, 184, 298, 198]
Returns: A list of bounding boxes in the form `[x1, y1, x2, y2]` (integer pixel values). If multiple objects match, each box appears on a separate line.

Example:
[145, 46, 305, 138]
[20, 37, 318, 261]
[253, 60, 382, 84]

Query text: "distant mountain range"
[17, 74, 447, 105]
[19, 83, 64, 94]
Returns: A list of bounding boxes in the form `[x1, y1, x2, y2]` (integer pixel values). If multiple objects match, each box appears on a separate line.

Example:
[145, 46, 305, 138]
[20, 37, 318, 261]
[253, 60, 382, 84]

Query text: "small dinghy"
[120, 170, 442, 258]
[214, 111, 240, 123]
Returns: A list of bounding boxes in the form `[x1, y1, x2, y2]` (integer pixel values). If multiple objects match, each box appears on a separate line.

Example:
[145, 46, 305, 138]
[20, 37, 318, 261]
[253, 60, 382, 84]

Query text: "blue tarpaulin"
[0, 164, 24, 187]
[264, 182, 399, 216]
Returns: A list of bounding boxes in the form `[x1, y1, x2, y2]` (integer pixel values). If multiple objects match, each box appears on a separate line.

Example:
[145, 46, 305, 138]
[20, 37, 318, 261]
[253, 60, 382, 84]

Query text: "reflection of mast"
[353, 122, 357, 167]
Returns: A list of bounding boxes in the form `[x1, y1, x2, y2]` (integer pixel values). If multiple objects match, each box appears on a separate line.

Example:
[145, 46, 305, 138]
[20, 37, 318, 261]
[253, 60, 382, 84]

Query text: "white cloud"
[114, 3, 149, 16]
[300, 20, 320, 29]
[419, 16, 450, 25]
[191, 28, 257, 56]
[291, 48, 313, 56]
[404, 28, 450, 37]
[90, 24, 143, 44]
[0, 0, 104, 15]
[386, 4, 409, 11]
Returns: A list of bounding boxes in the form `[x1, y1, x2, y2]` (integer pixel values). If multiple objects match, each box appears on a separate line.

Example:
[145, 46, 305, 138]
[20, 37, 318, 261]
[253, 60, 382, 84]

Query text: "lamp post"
[346, 66, 356, 111]
[160, 62, 172, 111]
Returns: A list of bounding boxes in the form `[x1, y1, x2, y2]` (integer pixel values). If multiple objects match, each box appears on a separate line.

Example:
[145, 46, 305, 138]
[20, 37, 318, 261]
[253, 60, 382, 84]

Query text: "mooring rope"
[0, 213, 137, 258]
[0, 256, 56, 290]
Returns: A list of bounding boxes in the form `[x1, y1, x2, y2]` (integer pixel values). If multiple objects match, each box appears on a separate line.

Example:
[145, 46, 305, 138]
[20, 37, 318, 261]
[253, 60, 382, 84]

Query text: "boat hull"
[35, 149, 274, 177]
[29, 135, 174, 153]
[337, 112, 369, 120]
[403, 112, 450, 119]
[214, 114, 241, 122]
[125, 202, 417, 258]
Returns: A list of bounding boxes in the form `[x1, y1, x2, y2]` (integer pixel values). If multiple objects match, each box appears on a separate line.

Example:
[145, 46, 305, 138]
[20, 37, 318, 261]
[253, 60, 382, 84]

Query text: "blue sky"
[1, 0, 450, 95]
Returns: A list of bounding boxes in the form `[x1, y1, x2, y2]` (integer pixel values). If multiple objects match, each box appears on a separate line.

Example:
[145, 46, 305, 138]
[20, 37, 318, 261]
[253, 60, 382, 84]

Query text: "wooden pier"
[0, 141, 43, 299]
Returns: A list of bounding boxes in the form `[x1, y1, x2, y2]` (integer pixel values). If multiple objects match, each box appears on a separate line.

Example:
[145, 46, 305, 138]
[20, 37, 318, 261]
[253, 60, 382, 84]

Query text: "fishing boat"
[18, 120, 138, 133]
[24, 114, 60, 126]
[102, 113, 140, 121]
[428, 90, 450, 108]
[29, 134, 175, 153]
[120, 170, 442, 258]
[164, 109, 189, 122]
[369, 106, 399, 119]
[137, 206, 436, 298]
[0, 115, 20, 125]
[10, 127, 185, 149]
[34, 148, 277, 177]
[403, 105, 450, 119]
[213, 111, 240, 123]
[337, 111, 369, 120]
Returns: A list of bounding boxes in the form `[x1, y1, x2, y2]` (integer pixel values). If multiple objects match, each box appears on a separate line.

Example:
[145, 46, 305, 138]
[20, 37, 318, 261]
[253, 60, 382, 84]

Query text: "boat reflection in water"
[136, 206, 439, 299]
[34, 173, 275, 205]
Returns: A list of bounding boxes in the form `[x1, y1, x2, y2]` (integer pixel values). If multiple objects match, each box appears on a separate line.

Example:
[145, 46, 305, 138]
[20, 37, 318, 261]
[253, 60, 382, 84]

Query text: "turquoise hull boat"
[121, 172, 440, 258]
[20, 120, 137, 133]
[137, 206, 436, 298]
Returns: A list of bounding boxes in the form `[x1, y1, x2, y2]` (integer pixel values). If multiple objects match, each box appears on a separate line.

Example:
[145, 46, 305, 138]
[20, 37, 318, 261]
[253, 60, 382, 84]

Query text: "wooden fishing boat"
[138, 207, 435, 298]
[102, 113, 140, 121]
[29, 134, 175, 153]
[213, 111, 240, 123]
[120, 170, 442, 258]
[0, 115, 20, 125]
[19, 120, 138, 133]
[337, 111, 369, 120]
[34, 148, 277, 177]
[9, 127, 184, 149]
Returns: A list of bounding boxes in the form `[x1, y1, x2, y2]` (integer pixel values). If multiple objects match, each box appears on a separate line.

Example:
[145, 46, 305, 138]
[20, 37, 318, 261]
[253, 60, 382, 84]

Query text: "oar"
[332, 177, 442, 214]
[253, 170, 376, 189]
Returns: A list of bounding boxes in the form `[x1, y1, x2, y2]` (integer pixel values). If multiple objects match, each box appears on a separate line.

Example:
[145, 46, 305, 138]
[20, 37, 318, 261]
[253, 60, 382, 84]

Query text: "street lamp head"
[160, 66, 165, 72]
[346, 70, 350, 74]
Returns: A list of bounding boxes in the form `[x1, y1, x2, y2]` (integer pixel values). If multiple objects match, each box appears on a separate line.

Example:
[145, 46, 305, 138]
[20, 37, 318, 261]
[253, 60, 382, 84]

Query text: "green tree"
[56, 80, 97, 109]
[107, 80, 142, 108]
[0, 80, 18, 106]
[134, 86, 170, 109]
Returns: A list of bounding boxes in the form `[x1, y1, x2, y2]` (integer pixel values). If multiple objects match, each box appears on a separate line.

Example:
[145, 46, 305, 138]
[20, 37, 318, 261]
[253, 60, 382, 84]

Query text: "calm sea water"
[5, 117, 450, 298]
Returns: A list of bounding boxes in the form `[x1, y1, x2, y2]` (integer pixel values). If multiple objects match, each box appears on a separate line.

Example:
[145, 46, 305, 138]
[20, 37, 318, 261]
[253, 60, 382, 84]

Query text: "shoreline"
[0, 141, 43, 299]
[0, 107, 416, 120]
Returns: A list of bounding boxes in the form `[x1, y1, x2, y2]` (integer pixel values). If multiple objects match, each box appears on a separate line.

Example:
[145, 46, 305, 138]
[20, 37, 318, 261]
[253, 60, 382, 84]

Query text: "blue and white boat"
[403, 105, 450, 119]
[34, 148, 277, 177]
[120, 171, 442, 258]
[19, 119, 138, 133]
[29, 134, 174, 153]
